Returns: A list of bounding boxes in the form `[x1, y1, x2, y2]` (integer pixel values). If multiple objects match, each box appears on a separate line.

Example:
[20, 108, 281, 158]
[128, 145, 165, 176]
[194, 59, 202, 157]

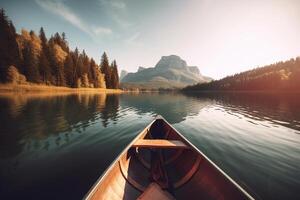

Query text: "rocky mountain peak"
[138, 66, 146, 72]
[155, 55, 188, 70]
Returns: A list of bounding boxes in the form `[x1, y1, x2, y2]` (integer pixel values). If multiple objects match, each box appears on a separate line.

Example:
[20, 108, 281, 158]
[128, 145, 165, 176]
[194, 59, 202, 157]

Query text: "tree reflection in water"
[0, 93, 120, 159]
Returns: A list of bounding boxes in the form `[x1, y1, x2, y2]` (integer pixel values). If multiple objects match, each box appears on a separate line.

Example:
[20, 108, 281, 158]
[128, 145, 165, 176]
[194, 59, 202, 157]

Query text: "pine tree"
[38, 52, 51, 84]
[100, 52, 110, 88]
[88, 58, 96, 86]
[22, 42, 40, 83]
[111, 60, 119, 89]
[77, 55, 84, 85]
[0, 9, 21, 82]
[47, 39, 57, 84]
[56, 62, 66, 86]
[82, 50, 90, 76]
[64, 54, 75, 87]
[38, 27, 51, 84]
[71, 48, 80, 87]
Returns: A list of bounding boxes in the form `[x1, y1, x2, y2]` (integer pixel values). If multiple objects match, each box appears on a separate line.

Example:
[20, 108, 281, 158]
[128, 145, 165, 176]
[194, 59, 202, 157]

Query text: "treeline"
[0, 9, 119, 89]
[183, 57, 300, 91]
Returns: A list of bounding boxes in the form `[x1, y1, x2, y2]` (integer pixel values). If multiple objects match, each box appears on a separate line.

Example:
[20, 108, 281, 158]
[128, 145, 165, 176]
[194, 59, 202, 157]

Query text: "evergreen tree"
[100, 52, 111, 88]
[22, 42, 40, 83]
[47, 39, 57, 84]
[38, 52, 51, 84]
[64, 54, 75, 87]
[77, 55, 84, 84]
[38, 27, 51, 83]
[0, 9, 21, 82]
[88, 58, 97, 85]
[56, 62, 66, 86]
[71, 48, 80, 87]
[110, 60, 119, 89]
[0, 9, 122, 89]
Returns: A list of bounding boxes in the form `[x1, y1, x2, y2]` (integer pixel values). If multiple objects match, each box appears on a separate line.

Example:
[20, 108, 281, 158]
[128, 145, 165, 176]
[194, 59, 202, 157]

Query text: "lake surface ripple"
[0, 92, 299, 199]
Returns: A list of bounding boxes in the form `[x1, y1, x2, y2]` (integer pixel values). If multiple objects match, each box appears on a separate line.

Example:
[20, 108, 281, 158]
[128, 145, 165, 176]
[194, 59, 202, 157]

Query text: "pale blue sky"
[1, 0, 300, 79]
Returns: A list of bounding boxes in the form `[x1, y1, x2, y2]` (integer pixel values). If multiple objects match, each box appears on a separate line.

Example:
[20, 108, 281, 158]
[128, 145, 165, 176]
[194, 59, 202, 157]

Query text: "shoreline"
[181, 90, 300, 94]
[0, 84, 123, 94]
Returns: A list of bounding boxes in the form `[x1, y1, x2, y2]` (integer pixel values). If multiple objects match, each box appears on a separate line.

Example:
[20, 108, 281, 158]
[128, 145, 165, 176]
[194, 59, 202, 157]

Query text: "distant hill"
[183, 57, 300, 91]
[121, 55, 212, 89]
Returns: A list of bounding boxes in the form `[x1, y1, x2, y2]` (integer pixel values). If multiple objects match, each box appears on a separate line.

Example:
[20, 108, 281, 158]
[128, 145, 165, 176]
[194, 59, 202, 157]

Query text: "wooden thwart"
[132, 139, 189, 149]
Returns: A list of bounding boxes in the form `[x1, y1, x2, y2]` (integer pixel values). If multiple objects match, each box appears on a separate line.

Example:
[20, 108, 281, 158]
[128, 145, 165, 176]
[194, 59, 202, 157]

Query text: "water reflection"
[184, 92, 300, 131]
[120, 93, 211, 123]
[0, 93, 120, 159]
[0, 92, 299, 200]
[1, 92, 300, 160]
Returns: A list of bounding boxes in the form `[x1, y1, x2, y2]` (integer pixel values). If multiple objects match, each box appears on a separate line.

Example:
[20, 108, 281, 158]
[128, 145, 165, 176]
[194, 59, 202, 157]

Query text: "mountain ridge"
[121, 55, 212, 89]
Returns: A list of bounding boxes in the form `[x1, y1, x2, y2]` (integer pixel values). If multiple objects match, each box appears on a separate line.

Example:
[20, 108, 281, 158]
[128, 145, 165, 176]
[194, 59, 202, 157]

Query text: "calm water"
[0, 92, 299, 199]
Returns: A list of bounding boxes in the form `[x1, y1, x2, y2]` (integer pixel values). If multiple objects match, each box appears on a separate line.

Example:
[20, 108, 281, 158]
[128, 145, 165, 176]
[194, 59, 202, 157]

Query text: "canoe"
[85, 116, 254, 200]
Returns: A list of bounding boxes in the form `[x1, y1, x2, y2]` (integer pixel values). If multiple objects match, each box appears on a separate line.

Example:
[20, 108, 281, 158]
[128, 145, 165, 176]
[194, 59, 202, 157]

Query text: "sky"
[1, 0, 300, 79]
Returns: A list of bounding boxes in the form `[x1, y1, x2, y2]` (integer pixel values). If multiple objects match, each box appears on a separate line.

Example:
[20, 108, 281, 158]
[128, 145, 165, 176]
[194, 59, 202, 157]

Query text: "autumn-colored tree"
[6, 65, 27, 84]
[0, 9, 121, 89]
[81, 73, 89, 87]
[95, 70, 106, 88]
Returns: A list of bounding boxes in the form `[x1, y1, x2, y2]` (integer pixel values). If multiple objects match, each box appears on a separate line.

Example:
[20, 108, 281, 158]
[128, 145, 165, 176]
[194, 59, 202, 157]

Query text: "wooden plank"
[137, 182, 175, 200]
[132, 139, 189, 149]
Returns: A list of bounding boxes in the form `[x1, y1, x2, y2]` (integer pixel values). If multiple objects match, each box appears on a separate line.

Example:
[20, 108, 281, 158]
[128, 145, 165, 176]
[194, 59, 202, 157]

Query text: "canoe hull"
[85, 117, 254, 200]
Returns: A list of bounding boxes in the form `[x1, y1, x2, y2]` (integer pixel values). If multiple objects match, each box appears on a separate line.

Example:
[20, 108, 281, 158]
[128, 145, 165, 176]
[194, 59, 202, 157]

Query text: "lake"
[0, 92, 299, 199]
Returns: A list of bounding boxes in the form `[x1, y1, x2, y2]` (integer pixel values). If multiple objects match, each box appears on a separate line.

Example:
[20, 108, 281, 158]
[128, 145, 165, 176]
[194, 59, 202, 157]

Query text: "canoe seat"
[132, 139, 189, 149]
[137, 182, 175, 200]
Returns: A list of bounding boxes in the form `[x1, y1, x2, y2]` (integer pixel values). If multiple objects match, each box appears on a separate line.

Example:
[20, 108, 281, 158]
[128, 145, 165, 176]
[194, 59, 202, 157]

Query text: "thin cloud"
[98, 0, 132, 28]
[110, 1, 126, 9]
[125, 32, 142, 46]
[35, 0, 112, 37]
[99, 0, 126, 10]
[92, 26, 112, 35]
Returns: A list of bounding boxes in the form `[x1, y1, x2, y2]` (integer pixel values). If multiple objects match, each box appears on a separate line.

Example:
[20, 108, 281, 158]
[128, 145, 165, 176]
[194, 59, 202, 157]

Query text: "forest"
[0, 9, 119, 89]
[183, 57, 300, 91]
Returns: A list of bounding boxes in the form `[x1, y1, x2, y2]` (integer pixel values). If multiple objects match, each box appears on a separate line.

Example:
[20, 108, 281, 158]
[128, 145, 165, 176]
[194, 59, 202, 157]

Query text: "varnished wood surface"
[132, 139, 189, 149]
[137, 183, 175, 200]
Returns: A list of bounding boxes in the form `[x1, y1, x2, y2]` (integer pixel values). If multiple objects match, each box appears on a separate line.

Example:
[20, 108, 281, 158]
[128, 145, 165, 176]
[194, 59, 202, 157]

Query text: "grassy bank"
[0, 83, 123, 94]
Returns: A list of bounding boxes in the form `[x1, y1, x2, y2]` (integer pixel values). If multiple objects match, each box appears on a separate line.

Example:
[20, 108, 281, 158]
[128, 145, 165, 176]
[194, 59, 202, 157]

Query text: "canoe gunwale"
[84, 119, 156, 200]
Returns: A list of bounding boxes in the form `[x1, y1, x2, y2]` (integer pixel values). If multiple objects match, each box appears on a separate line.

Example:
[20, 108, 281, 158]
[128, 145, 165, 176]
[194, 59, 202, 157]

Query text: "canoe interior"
[86, 118, 252, 200]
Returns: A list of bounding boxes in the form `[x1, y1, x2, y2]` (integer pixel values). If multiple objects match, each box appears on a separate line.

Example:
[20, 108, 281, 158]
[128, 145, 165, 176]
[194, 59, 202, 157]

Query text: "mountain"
[120, 70, 128, 81]
[137, 66, 146, 72]
[121, 55, 212, 89]
[183, 57, 300, 91]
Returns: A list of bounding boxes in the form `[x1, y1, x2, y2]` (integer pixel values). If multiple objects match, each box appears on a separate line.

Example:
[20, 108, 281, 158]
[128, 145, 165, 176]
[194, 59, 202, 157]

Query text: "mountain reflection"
[0, 93, 119, 158]
[120, 93, 212, 123]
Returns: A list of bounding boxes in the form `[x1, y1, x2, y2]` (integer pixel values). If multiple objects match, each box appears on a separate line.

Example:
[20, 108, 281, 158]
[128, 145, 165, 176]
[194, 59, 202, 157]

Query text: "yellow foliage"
[278, 69, 291, 80]
[7, 65, 27, 84]
[81, 73, 89, 87]
[53, 44, 68, 63]
[95, 71, 106, 88]
[17, 29, 42, 58]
